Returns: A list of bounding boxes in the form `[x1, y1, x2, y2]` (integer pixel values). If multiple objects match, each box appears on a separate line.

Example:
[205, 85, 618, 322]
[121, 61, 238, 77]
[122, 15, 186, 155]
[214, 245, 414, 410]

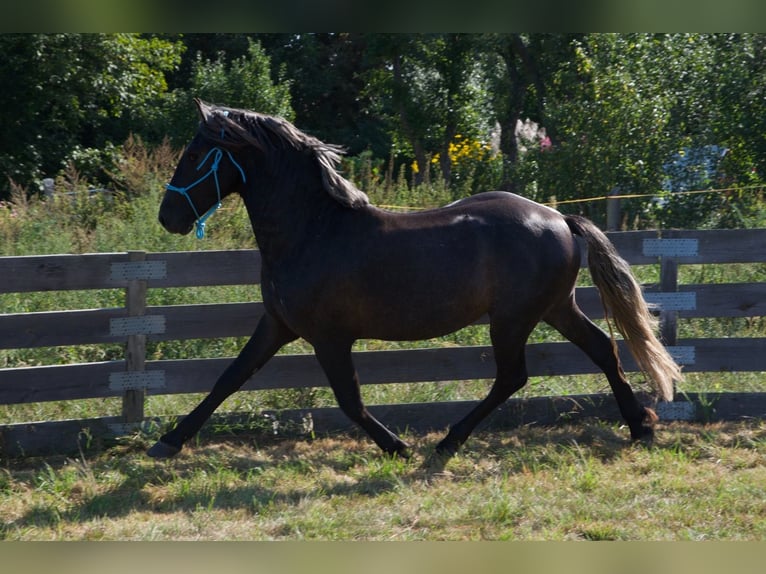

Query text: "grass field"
[1, 419, 765, 540]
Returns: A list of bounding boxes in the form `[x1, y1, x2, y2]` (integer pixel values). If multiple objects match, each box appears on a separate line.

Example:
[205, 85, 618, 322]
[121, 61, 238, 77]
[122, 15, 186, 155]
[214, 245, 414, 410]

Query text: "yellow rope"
[374, 184, 764, 211]
[544, 184, 764, 207]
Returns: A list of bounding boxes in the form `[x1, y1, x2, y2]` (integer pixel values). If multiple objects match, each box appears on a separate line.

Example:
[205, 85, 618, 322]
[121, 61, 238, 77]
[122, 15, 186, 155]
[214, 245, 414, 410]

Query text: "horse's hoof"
[423, 443, 458, 473]
[434, 439, 460, 460]
[629, 407, 658, 447]
[387, 441, 412, 460]
[147, 440, 182, 459]
[630, 426, 655, 448]
[399, 446, 414, 460]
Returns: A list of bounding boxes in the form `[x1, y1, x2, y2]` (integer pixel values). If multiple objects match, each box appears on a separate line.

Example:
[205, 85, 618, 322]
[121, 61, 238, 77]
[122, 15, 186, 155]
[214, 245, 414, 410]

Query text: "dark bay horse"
[149, 99, 682, 460]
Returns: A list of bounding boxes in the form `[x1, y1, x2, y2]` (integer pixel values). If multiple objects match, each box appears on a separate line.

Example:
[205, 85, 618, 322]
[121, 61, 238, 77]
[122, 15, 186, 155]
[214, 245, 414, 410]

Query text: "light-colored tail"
[566, 216, 681, 402]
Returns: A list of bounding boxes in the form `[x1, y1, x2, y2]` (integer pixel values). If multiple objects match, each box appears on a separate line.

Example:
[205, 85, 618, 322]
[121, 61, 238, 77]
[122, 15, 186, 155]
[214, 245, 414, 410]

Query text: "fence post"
[606, 188, 621, 231]
[122, 251, 148, 426]
[657, 231, 680, 403]
[657, 231, 679, 349]
[42, 178, 55, 199]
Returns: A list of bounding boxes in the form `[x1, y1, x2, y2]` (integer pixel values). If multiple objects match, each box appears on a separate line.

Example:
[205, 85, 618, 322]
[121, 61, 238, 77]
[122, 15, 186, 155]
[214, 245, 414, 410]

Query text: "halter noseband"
[165, 146, 247, 239]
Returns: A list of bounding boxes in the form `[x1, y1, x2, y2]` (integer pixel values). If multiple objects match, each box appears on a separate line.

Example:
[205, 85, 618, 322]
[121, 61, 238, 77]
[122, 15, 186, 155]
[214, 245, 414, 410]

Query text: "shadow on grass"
[3, 431, 412, 533]
[5, 418, 765, 535]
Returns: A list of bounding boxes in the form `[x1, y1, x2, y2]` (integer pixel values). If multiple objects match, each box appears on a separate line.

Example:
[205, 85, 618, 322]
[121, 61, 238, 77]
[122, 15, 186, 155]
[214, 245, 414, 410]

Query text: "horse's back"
[444, 191, 566, 229]
[309, 191, 582, 340]
[400, 191, 579, 268]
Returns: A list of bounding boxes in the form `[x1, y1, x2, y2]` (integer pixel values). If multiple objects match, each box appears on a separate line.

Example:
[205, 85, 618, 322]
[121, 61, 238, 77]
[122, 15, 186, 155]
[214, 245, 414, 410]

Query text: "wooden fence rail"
[1, 228, 766, 456]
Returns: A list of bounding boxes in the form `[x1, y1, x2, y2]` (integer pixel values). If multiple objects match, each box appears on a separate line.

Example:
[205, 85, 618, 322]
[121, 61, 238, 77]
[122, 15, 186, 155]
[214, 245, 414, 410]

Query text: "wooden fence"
[1, 228, 766, 457]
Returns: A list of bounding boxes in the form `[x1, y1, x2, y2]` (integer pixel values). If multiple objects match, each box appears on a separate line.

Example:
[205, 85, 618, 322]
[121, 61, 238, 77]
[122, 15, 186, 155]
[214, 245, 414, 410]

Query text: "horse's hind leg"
[435, 321, 531, 458]
[544, 298, 656, 442]
[313, 340, 411, 458]
[147, 313, 297, 458]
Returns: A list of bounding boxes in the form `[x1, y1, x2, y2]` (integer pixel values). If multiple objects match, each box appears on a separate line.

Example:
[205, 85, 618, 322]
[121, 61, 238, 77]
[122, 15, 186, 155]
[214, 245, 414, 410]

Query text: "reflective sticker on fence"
[110, 260, 167, 282]
[667, 345, 696, 365]
[109, 370, 166, 391]
[656, 401, 696, 421]
[642, 238, 699, 257]
[109, 315, 166, 337]
[644, 292, 697, 311]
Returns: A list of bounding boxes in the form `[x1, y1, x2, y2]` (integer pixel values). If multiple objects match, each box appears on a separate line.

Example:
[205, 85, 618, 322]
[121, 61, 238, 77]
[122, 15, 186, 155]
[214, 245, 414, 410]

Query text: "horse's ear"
[194, 98, 214, 124]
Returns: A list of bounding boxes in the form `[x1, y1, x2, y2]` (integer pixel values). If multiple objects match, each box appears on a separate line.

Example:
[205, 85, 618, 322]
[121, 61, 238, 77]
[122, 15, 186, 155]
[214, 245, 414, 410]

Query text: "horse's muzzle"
[158, 212, 193, 235]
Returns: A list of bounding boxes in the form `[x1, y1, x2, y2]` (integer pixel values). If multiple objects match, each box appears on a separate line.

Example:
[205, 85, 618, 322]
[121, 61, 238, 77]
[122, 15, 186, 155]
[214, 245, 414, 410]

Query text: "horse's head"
[159, 99, 247, 238]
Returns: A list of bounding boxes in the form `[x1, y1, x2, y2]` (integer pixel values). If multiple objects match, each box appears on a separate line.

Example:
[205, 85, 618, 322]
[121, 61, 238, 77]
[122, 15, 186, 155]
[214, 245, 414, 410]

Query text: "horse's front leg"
[147, 313, 297, 458]
[313, 340, 411, 458]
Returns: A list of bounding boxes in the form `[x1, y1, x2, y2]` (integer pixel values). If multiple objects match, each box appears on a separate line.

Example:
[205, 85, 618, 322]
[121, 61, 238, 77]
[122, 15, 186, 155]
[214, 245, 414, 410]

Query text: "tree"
[363, 34, 495, 186]
[553, 35, 674, 197]
[499, 33, 766, 227]
[481, 33, 582, 192]
[4, 32, 764, 228]
[655, 33, 766, 227]
[161, 38, 294, 147]
[704, 34, 766, 180]
[257, 33, 390, 158]
[513, 34, 687, 222]
[0, 33, 184, 198]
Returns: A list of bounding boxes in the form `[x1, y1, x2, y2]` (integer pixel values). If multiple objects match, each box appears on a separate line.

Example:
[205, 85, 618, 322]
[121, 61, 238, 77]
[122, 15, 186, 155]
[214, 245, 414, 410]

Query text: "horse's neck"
[244, 177, 343, 264]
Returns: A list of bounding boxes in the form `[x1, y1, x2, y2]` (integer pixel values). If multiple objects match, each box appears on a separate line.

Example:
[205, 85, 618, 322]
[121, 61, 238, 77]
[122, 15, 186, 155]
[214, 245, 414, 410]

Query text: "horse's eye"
[187, 152, 199, 164]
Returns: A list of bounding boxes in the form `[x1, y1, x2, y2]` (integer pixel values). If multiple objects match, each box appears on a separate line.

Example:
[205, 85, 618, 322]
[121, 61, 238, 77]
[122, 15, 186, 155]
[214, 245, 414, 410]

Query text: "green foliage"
[362, 34, 496, 187]
[0, 34, 184, 198]
[258, 33, 390, 158]
[427, 133, 504, 195]
[501, 34, 766, 227]
[3, 33, 766, 227]
[161, 38, 294, 146]
[526, 35, 678, 220]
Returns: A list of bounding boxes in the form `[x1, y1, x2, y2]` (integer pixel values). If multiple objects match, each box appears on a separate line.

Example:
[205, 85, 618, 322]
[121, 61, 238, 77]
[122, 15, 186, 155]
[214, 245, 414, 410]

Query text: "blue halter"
[165, 146, 247, 239]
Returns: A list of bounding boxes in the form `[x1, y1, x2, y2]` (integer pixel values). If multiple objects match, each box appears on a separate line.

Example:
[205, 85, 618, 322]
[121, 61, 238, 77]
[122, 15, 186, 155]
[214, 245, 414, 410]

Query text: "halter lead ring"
[165, 147, 247, 239]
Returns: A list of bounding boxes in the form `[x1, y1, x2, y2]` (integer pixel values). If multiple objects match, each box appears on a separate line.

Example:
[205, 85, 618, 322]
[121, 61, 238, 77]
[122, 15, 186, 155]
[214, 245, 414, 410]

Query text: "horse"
[148, 98, 682, 461]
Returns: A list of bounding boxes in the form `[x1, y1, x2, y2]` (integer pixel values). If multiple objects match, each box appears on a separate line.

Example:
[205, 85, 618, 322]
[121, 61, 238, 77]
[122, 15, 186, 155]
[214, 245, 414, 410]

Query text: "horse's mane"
[198, 103, 370, 209]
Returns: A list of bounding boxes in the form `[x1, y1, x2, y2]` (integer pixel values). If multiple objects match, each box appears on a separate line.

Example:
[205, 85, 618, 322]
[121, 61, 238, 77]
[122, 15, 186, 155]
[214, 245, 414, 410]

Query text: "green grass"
[1, 420, 765, 540]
